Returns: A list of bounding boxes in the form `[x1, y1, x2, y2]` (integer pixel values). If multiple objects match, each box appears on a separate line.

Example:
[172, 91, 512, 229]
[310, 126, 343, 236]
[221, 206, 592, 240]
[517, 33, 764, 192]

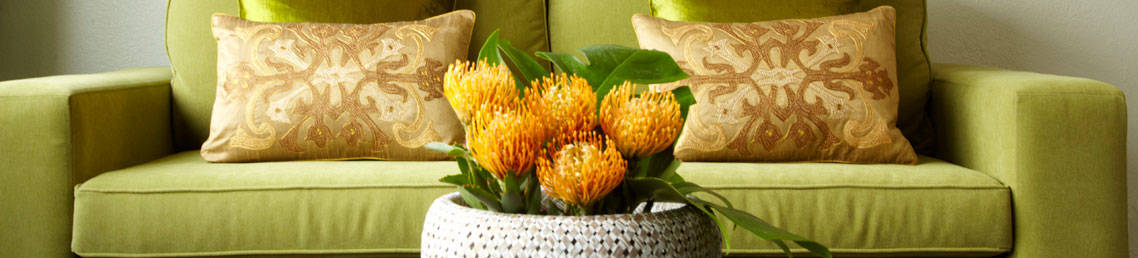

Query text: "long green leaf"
[590, 48, 689, 102]
[479, 167, 502, 195]
[625, 177, 732, 247]
[535, 52, 596, 80]
[460, 186, 501, 212]
[625, 177, 687, 203]
[695, 200, 832, 258]
[673, 182, 732, 209]
[457, 187, 486, 210]
[536, 45, 689, 105]
[498, 39, 549, 87]
[772, 240, 794, 258]
[499, 173, 524, 213]
[657, 159, 682, 182]
[641, 147, 678, 179]
[478, 30, 503, 65]
[439, 174, 467, 186]
[524, 175, 543, 214]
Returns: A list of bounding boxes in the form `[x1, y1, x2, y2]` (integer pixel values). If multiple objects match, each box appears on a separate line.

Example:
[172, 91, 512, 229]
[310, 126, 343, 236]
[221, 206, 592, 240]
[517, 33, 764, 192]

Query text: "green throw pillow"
[239, 0, 454, 23]
[649, 0, 934, 152]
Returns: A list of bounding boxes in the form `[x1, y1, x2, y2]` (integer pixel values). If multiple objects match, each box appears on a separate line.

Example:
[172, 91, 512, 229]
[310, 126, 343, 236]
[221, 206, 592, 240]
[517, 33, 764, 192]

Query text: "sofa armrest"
[930, 64, 1127, 257]
[0, 67, 174, 257]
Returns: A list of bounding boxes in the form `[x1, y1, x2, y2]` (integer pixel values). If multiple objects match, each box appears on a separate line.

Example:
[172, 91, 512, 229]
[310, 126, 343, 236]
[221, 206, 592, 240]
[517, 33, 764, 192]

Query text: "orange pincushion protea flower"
[443, 60, 518, 124]
[600, 82, 683, 158]
[536, 131, 627, 207]
[525, 74, 597, 137]
[466, 106, 546, 179]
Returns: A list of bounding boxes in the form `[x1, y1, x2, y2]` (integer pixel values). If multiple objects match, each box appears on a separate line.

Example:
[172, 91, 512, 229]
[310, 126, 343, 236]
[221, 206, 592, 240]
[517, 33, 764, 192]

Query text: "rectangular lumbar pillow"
[201, 10, 475, 162]
[633, 6, 918, 164]
[649, 0, 934, 153]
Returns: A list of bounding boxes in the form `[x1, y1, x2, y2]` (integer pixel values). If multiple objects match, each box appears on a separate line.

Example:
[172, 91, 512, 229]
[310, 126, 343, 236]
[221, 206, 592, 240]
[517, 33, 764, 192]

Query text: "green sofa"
[0, 0, 1127, 257]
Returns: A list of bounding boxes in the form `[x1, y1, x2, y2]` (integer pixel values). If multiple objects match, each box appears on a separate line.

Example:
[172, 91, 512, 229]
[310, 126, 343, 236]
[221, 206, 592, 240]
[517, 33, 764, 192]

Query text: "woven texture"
[422, 193, 722, 257]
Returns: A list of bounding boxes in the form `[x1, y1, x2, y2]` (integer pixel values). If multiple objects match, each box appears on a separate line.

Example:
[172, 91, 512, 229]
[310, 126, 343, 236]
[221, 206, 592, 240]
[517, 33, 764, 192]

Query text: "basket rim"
[432, 192, 699, 220]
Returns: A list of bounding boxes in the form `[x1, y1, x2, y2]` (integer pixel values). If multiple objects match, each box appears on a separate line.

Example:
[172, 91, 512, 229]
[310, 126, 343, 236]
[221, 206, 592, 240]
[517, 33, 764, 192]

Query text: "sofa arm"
[0, 67, 174, 257]
[930, 64, 1127, 257]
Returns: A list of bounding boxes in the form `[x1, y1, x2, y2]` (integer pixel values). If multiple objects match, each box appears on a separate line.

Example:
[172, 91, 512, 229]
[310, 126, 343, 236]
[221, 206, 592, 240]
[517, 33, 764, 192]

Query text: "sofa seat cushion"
[679, 156, 1012, 256]
[73, 152, 1010, 257]
[72, 151, 456, 257]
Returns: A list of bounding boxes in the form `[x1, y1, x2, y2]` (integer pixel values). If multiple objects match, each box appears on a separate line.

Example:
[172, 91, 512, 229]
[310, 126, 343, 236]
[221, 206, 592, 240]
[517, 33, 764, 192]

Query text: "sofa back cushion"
[239, 0, 454, 23]
[548, 0, 932, 151]
[165, 0, 549, 150]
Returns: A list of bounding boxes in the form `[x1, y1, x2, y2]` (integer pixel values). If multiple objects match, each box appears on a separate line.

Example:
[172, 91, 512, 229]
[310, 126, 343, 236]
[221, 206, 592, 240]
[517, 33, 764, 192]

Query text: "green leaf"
[694, 201, 732, 251]
[658, 159, 682, 182]
[501, 191, 523, 214]
[424, 142, 465, 157]
[457, 187, 486, 210]
[456, 157, 471, 174]
[626, 177, 737, 251]
[525, 175, 543, 214]
[670, 86, 696, 119]
[460, 186, 501, 212]
[477, 30, 503, 65]
[535, 52, 595, 80]
[536, 45, 690, 106]
[498, 39, 549, 88]
[634, 157, 652, 178]
[499, 173, 525, 213]
[546, 200, 564, 215]
[625, 177, 688, 203]
[695, 200, 832, 258]
[673, 182, 732, 209]
[439, 174, 467, 186]
[479, 167, 502, 195]
[772, 240, 794, 258]
[640, 148, 679, 179]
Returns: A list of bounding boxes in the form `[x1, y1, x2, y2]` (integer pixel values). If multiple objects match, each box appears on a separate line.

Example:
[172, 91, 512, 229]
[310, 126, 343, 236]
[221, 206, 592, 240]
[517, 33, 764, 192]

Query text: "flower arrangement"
[426, 30, 830, 257]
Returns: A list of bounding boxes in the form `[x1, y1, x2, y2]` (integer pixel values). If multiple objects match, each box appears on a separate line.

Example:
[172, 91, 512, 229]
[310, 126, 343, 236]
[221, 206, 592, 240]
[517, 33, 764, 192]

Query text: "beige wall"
[927, 0, 1136, 256]
[0, 0, 1133, 255]
[0, 0, 168, 80]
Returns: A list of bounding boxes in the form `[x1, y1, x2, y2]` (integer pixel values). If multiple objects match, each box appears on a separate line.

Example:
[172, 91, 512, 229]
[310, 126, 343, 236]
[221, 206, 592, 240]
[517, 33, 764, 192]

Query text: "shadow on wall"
[928, 1, 1031, 69]
[0, 0, 64, 81]
[929, 0, 1109, 76]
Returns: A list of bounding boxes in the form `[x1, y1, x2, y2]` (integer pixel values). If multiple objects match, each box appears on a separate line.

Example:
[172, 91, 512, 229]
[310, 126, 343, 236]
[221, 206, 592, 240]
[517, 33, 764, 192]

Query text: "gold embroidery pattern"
[637, 7, 916, 163]
[203, 12, 472, 162]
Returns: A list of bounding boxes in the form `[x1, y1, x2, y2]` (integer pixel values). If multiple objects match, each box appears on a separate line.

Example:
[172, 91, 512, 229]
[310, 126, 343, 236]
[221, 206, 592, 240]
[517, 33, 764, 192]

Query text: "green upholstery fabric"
[166, 0, 549, 150]
[646, 0, 934, 152]
[930, 64, 1128, 258]
[166, 0, 239, 150]
[72, 151, 457, 256]
[0, 67, 173, 258]
[454, 0, 549, 64]
[548, 0, 648, 52]
[73, 152, 1009, 257]
[680, 158, 1011, 256]
[239, 0, 453, 24]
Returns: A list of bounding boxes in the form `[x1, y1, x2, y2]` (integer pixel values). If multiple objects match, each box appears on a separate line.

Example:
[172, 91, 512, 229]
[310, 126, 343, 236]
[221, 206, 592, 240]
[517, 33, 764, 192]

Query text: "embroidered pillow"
[633, 6, 918, 164]
[201, 11, 474, 162]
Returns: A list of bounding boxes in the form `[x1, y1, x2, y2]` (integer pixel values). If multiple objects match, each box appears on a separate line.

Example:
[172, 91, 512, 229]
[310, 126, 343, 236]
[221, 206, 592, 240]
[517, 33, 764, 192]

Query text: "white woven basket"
[421, 192, 722, 257]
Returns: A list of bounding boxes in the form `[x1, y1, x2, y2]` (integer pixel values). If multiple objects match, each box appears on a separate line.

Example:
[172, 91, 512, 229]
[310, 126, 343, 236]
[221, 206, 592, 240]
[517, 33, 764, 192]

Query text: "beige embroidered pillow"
[201, 11, 474, 162]
[633, 6, 917, 164]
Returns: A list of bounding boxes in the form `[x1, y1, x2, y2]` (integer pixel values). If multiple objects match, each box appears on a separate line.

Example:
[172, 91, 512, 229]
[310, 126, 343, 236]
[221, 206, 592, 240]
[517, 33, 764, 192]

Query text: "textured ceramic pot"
[421, 192, 722, 257]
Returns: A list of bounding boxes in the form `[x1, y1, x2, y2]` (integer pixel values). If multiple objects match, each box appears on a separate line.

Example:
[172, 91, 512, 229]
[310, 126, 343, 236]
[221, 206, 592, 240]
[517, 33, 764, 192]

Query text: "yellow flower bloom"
[536, 131, 627, 207]
[526, 74, 597, 138]
[466, 106, 546, 179]
[600, 82, 683, 158]
[443, 60, 518, 124]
